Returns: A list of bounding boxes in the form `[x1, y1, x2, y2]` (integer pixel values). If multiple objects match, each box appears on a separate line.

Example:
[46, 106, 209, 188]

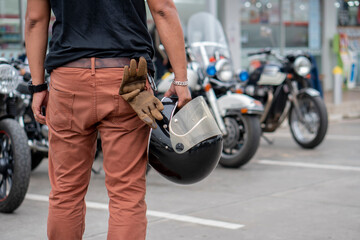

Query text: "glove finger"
[120, 65, 130, 94]
[138, 111, 157, 129]
[123, 65, 129, 81]
[148, 100, 163, 121]
[153, 97, 164, 111]
[137, 57, 148, 77]
[133, 82, 146, 91]
[120, 89, 141, 101]
[150, 107, 163, 121]
[122, 82, 145, 93]
[129, 59, 137, 77]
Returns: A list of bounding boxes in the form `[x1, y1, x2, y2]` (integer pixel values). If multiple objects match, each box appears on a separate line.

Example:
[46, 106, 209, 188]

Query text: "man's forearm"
[25, 1, 50, 85]
[148, 1, 187, 81]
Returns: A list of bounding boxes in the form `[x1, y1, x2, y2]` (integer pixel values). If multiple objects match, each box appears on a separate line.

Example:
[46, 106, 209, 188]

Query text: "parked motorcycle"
[14, 69, 49, 171]
[156, 12, 263, 168]
[242, 49, 328, 148]
[0, 58, 31, 213]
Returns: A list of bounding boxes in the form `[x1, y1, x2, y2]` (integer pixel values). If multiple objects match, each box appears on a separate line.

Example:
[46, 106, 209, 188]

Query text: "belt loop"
[91, 57, 96, 76]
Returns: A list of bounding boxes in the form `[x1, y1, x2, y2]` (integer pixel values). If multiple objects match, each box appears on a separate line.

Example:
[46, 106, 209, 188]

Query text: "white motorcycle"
[156, 12, 263, 168]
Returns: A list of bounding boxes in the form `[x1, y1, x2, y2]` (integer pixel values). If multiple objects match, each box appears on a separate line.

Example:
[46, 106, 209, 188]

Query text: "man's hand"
[32, 90, 49, 124]
[164, 83, 191, 108]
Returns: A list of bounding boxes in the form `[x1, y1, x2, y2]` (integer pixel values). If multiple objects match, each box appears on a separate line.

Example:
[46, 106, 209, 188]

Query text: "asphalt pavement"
[1, 118, 359, 240]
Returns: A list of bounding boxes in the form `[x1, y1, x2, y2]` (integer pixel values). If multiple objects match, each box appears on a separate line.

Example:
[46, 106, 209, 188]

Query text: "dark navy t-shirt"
[45, 0, 154, 72]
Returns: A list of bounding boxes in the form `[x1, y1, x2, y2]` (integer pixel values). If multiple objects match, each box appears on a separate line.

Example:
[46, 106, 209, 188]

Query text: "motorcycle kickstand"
[262, 134, 274, 145]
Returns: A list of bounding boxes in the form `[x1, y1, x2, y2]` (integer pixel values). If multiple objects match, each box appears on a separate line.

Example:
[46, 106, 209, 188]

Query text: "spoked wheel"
[0, 119, 31, 213]
[219, 115, 261, 168]
[289, 95, 328, 149]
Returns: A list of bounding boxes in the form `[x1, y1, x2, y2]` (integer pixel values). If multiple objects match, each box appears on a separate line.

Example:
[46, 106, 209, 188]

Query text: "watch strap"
[28, 81, 48, 94]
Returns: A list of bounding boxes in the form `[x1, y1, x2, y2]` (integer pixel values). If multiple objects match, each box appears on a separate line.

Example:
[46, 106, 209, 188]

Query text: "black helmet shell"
[148, 97, 223, 184]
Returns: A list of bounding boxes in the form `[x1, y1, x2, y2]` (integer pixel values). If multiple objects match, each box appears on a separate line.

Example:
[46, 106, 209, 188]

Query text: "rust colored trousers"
[46, 59, 150, 240]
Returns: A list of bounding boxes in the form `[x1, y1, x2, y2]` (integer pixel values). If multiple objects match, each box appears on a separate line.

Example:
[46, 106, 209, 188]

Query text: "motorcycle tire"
[31, 151, 45, 171]
[0, 119, 31, 213]
[289, 95, 328, 149]
[219, 115, 261, 168]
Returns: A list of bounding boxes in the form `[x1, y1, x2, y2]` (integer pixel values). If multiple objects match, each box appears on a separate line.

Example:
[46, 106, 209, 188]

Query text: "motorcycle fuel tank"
[257, 65, 286, 86]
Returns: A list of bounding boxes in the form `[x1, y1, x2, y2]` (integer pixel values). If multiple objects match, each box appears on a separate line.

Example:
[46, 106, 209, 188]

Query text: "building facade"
[1, 0, 359, 90]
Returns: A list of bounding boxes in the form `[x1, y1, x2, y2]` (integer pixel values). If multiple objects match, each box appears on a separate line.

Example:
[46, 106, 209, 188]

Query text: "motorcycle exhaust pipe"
[28, 139, 49, 152]
[41, 125, 49, 140]
[260, 90, 274, 123]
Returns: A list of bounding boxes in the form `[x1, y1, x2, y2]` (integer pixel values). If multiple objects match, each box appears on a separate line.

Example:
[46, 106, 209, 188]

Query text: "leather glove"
[119, 57, 164, 129]
[119, 57, 147, 95]
[122, 90, 164, 129]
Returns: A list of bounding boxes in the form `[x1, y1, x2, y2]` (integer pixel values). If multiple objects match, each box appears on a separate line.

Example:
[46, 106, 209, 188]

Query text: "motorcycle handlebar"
[247, 49, 272, 57]
[248, 49, 287, 63]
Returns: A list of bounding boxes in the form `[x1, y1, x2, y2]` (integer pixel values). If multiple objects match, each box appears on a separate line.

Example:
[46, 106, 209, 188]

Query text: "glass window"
[240, 0, 319, 49]
[240, 0, 281, 49]
[284, 0, 309, 48]
[0, 0, 21, 56]
[337, 0, 360, 26]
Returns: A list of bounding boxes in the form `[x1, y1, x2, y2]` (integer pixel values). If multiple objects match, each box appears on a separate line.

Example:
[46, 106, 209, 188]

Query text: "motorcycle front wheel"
[0, 119, 31, 213]
[289, 95, 328, 149]
[219, 115, 261, 168]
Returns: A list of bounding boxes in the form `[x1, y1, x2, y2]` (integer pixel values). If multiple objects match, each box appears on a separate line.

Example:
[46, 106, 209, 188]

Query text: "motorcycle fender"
[298, 88, 320, 97]
[217, 93, 264, 116]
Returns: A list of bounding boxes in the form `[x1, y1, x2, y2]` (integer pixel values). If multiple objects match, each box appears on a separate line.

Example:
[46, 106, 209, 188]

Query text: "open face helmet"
[148, 96, 223, 184]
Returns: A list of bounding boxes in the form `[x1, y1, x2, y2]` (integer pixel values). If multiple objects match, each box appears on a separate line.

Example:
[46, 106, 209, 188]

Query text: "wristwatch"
[28, 81, 48, 94]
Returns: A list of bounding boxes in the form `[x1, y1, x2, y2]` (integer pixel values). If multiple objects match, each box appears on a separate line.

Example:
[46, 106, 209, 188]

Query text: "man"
[25, 0, 191, 239]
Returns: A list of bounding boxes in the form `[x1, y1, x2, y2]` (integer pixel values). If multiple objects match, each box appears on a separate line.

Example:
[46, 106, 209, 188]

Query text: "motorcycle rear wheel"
[289, 95, 328, 149]
[219, 115, 261, 168]
[0, 119, 31, 213]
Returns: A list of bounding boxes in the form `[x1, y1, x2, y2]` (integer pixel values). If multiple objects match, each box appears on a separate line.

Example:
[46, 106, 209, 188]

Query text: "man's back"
[45, 0, 154, 72]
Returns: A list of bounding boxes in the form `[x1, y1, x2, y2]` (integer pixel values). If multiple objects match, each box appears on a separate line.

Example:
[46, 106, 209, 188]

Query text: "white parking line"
[25, 193, 244, 230]
[265, 133, 360, 141]
[257, 159, 360, 172]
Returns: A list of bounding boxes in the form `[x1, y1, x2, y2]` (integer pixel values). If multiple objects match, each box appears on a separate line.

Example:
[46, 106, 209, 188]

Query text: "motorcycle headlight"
[215, 59, 233, 82]
[0, 64, 19, 94]
[294, 56, 311, 77]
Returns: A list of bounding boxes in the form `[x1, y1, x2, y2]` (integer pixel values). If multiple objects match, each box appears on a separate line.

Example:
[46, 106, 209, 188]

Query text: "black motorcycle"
[16, 70, 49, 170]
[0, 58, 31, 213]
[242, 49, 328, 148]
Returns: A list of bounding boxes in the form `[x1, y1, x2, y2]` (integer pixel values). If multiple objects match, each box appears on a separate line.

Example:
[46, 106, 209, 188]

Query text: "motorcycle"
[242, 49, 328, 148]
[0, 58, 31, 213]
[156, 12, 263, 168]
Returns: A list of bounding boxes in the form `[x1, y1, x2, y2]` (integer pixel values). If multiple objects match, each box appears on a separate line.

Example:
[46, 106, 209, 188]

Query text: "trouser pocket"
[48, 83, 75, 131]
